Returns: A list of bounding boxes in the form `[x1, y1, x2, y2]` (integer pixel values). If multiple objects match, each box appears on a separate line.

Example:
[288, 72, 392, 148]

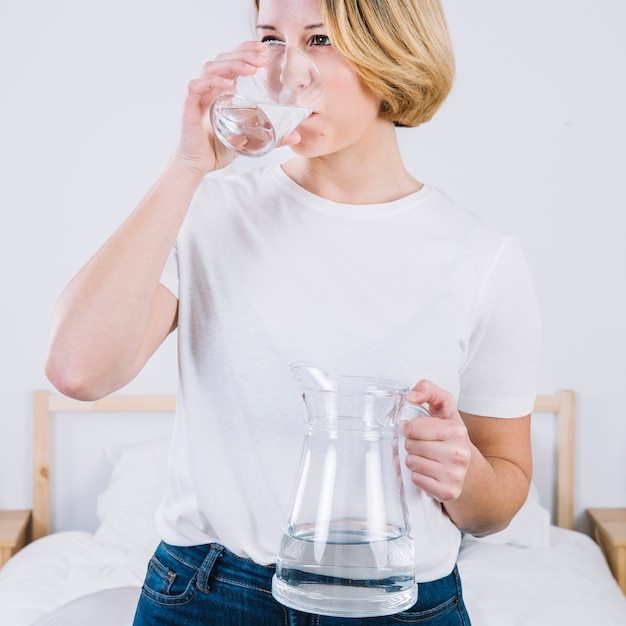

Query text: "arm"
[44, 162, 197, 400]
[45, 41, 271, 401]
[400, 380, 532, 536]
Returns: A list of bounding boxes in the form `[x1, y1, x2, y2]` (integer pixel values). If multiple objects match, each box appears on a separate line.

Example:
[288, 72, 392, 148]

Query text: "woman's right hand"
[173, 40, 270, 174]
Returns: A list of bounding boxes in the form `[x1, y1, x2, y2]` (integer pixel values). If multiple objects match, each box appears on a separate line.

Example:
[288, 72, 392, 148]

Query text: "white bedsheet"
[1, 526, 625, 625]
[458, 526, 626, 625]
[31, 587, 141, 626]
[0, 531, 147, 626]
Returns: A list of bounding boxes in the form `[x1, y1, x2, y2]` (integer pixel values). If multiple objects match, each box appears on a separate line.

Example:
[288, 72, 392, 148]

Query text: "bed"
[0, 390, 624, 625]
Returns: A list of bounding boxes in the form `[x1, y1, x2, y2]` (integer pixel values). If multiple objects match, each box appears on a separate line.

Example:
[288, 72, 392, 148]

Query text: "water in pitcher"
[274, 522, 416, 617]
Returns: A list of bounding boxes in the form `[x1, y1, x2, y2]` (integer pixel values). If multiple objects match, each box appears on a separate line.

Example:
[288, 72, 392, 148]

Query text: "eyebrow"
[256, 23, 325, 31]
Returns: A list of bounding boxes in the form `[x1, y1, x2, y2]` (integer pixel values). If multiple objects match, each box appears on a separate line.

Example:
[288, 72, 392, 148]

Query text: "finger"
[202, 58, 265, 81]
[405, 437, 471, 468]
[407, 469, 462, 502]
[187, 75, 235, 96]
[406, 379, 458, 420]
[213, 39, 268, 60]
[208, 41, 270, 78]
[401, 416, 463, 443]
[182, 76, 234, 130]
[404, 450, 468, 501]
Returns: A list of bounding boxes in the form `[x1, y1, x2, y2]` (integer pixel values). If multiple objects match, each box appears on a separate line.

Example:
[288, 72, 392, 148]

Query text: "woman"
[45, 0, 540, 623]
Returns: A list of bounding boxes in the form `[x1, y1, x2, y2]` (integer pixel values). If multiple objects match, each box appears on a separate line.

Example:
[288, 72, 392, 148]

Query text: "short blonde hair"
[254, 0, 455, 127]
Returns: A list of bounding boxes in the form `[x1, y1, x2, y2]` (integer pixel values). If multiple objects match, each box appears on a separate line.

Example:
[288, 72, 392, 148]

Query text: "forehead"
[257, 0, 323, 27]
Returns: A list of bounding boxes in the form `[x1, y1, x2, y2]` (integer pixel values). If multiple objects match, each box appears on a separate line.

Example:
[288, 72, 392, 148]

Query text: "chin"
[289, 133, 332, 158]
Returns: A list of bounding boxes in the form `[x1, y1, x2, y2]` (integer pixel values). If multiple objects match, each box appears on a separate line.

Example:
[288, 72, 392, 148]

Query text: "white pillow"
[94, 437, 170, 560]
[462, 482, 551, 547]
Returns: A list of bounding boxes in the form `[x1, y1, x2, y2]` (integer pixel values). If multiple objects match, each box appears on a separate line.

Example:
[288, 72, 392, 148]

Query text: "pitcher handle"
[400, 401, 431, 421]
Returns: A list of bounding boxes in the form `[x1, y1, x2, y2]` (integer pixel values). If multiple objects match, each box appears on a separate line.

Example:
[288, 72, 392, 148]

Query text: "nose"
[279, 46, 315, 92]
[261, 42, 320, 106]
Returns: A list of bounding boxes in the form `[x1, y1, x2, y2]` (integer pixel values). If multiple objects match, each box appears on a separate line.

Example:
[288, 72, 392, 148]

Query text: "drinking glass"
[210, 41, 323, 157]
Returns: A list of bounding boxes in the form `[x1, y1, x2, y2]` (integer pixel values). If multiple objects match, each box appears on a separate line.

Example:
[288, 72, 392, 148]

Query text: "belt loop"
[197, 543, 224, 592]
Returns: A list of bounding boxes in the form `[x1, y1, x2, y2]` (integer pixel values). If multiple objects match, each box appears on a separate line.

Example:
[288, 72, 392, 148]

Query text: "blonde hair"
[253, 0, 455, 127]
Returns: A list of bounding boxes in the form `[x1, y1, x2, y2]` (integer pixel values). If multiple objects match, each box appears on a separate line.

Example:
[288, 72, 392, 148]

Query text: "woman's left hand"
[399, 380, 473, 502]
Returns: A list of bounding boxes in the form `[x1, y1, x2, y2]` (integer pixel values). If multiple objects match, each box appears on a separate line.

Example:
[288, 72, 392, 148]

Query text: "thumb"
[278, 130, 301, 147]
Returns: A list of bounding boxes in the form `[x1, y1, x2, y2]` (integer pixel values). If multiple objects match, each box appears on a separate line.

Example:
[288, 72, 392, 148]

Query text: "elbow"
[45, 347, 110, 401]
[464, 518, 512, 538]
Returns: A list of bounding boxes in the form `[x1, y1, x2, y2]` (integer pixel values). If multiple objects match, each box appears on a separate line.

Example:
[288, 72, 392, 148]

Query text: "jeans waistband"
[159, 541, 461, 602]
[160, 542, 276, 592]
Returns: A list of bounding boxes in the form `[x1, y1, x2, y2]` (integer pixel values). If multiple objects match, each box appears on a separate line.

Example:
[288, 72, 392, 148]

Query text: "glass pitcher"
[271, 363, 430, 618]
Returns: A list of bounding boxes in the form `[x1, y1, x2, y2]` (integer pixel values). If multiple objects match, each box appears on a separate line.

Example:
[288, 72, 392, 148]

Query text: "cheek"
[324, 71, 380, 122]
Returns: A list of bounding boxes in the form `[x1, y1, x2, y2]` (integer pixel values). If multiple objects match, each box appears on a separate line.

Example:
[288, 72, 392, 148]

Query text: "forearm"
[442, 445, 531, 536]
[45, 158, 205, 399]
[402, 383, 533, 537]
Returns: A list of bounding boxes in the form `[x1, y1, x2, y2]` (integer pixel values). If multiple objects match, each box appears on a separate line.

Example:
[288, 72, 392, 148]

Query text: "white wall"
[1, 0, 624, 532]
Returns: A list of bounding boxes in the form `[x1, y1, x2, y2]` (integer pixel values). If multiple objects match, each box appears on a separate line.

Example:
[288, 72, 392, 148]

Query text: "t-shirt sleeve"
[159, 242, 180, 299]
[458, 235, 541, 418]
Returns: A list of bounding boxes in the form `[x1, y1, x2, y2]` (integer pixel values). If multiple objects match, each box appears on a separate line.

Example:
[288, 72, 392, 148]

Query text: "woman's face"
[256, 0, 384, 157]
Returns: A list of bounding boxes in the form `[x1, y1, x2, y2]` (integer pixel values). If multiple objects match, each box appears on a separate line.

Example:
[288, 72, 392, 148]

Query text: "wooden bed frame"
[31, 389, 575, 541]
[32, 392, 176, 541]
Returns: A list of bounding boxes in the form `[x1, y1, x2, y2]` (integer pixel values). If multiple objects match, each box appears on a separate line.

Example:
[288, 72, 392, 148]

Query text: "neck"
[282, 126, 422, 205]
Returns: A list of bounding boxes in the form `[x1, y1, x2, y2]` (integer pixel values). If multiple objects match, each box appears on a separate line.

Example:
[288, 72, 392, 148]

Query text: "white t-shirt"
[156, 164, 541, 582]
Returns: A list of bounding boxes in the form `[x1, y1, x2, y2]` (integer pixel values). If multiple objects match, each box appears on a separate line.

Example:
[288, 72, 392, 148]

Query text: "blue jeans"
[133, 542, 472, 625]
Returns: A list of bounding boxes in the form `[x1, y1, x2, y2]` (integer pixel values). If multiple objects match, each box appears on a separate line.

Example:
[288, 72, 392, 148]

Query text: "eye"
[260, 35, 283, 43]
[309, 34, 331, 47]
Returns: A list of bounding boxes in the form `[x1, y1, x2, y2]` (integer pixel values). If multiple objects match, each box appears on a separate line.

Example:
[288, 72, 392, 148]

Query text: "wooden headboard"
[532, 391, 575, 529]
[32, 389, 575, 540]
[32, 391, 176, 540]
